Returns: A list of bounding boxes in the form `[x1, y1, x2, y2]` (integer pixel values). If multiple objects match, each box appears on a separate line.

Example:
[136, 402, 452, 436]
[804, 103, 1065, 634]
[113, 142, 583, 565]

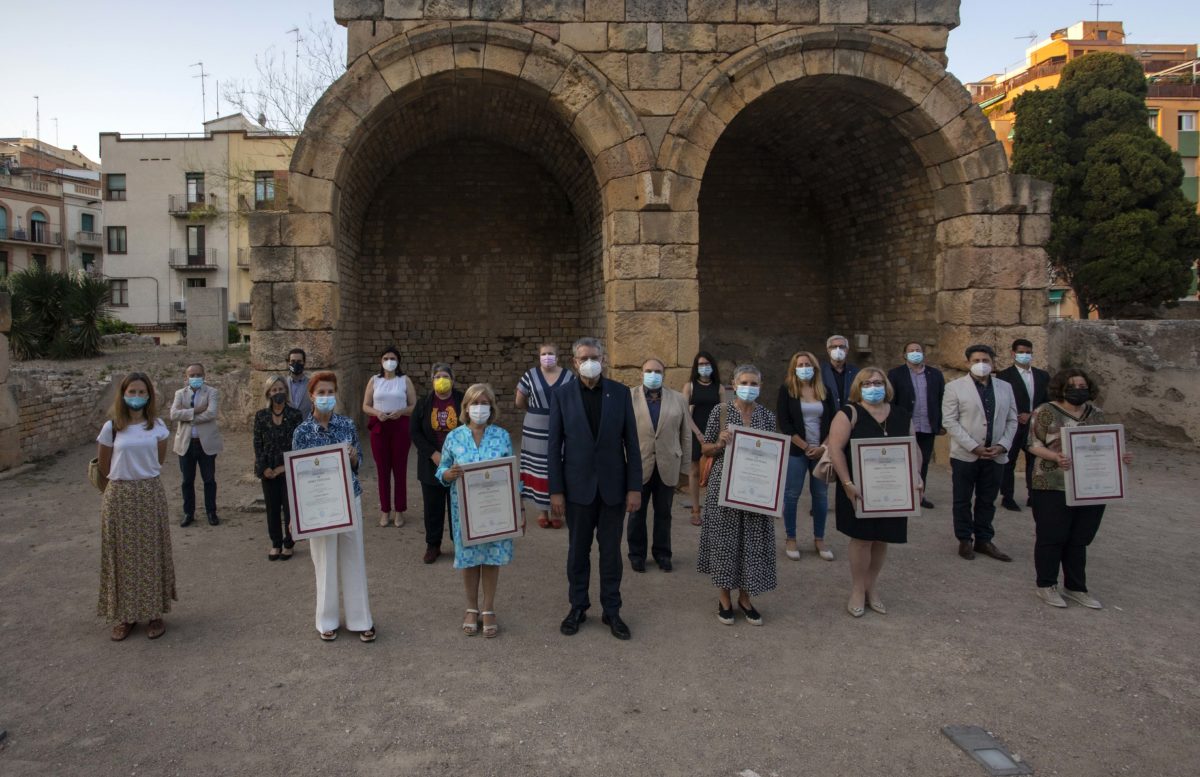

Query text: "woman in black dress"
[252, 376, 304, 560]
[826, 367, 922, 618]
[682, 351, 724, 525]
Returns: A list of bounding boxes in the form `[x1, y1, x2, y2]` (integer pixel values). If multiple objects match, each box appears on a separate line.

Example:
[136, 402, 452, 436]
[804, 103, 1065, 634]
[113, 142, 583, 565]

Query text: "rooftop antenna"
[52, 117, 59, 148]
[286, 26, 303, 124]
[1091, 0, 1111, 22]
[215, 80, 220, 116]
[33, 94, 41, 179]
[1015, 31, 1037, 47]
[191, 61, 208, 124]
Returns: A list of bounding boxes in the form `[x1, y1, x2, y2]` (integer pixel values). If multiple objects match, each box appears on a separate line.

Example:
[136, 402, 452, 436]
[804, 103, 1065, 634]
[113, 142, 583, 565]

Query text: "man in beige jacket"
[628, 358, 692, 572]
[170, 363, 224, 526]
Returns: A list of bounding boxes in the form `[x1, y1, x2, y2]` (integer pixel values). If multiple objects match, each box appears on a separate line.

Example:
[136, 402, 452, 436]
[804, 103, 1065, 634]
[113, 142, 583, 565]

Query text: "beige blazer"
[170, 384, 224, 456]
[630, 385, 691, 487]
[941, 375, 1018, 464]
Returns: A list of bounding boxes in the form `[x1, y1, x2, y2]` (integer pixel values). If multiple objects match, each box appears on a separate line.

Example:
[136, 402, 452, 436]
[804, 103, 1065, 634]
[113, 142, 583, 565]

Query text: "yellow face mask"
[433, 377, 452, 395]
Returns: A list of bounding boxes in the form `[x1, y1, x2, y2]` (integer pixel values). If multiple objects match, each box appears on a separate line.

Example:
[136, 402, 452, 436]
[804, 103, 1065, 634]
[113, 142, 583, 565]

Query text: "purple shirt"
[910, 368, 932, 434]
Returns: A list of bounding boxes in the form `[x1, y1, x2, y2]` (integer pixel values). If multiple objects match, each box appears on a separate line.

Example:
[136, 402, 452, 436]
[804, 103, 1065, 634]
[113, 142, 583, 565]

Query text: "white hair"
[826, 334, 848, 349]
[572, 337, 604, 358]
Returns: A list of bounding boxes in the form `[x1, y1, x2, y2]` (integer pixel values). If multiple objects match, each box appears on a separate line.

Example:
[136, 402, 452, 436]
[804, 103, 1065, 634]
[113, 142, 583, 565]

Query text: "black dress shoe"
[958, 539, 976, 560]
[1001, 497, 1021, 512]
[975, 541, 1013, 562]
[657, 557, 673, 572]
[920, 498, 935, 509]
[560, 608, 587, 636]
[207, 513, 220, 526]
[180, 514, 194, 528]
[601, 613, 631, 640]
[629, 557, 646, 573]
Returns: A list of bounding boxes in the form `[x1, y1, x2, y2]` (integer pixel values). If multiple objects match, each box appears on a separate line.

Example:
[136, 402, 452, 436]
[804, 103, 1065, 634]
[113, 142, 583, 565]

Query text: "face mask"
[1064, 388, 1090, 406]
[382, 359, 398, 372]
[643, 372, 663, 390]
[1014, 353, 1033, 366]
[861, 386, 886, 404]
[795, 366, 815, 381]
[735, 385, 760, 402]
[271, 393, 286, 406]
[433, 377, 452, 395]
[830, 348, 847, 362]
[188, 377, 204, 390]
[468, 404, 491, 424]
[314, 396, 337, 414]
[578, 359, 602, 380]
[970, 362, 992, 378]
[697, 365, 713, 378]
[289, 362, 304, 375]
[124, 395, 149, 410]
[540, 354, 558, 368]
[906, 351, 924, 365]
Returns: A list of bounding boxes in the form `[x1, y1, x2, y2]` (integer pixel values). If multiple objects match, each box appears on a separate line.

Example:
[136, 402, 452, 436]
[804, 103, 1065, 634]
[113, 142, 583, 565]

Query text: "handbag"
[88, 457, 106, 492]
[814, 404, 856, 483]
[698, 402, 728, 488]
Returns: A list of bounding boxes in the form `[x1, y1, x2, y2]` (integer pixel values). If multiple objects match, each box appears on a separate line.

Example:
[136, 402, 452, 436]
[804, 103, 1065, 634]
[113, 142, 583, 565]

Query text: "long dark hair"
[111, 372, 157, 432]
[690, 351, 721, 385]
[377, 345, 404, 378]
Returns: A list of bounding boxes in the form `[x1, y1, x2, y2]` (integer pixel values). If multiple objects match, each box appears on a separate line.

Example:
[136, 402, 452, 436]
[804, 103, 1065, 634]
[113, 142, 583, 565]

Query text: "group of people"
[92, 332, 1129, 643]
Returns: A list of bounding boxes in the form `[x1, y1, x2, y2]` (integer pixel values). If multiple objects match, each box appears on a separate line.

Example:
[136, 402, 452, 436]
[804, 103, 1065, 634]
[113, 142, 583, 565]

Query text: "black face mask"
[271, 393, 287, 406]
[289, 362, 304, 375]
[1064, 388, 1090, 406]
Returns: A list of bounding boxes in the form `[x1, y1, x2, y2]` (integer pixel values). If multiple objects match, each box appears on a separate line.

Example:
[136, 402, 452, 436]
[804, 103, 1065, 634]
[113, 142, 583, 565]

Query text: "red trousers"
[369, 416, 410, 513]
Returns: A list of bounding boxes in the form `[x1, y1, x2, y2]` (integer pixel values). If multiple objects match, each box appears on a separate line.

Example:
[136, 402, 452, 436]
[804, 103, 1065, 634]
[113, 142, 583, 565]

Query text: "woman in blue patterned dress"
[437, 383, 519, 638]
[515, 343, 574, 529]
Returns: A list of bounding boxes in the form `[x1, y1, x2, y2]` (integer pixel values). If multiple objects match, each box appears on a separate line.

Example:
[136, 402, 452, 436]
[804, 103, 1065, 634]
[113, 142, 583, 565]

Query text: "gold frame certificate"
[1063, 424, 1127, 506]
[457, 456, 523, 547]
[850, 436, 921, 519]
[716, 427, 789, 518]
[284, 443, 359, 540]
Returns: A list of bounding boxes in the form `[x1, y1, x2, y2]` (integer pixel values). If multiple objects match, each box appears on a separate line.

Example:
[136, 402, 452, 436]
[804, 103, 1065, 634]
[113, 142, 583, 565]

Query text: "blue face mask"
[188, 377, 204, 390]
[735, 385, 760, 402]
[697, 365, 713, 378]
[1014, 352, 1033, 366]
[314, 396, 337, 414]
[862, 386, 887, 404]
[643, 372, 663, 390]
[795, 366, 815, 381]
[905, 351, 924, 365]
[124, 395, 149, 410]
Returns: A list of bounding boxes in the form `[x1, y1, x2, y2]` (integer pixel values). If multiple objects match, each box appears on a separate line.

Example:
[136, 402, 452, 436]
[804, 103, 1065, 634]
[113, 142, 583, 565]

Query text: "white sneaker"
[1062, 588, 1102, 609]
[1035, 585, 1068, 608]
[784, 541, 800, 561]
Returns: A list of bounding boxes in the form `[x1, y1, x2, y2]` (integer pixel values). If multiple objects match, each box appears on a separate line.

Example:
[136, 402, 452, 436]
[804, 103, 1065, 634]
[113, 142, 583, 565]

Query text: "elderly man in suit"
[549, 337, 642, 640]
[888, 341, 946, 509]
[821, 334, 859, 409]
[942, 345, 1018, 562]
[627, 357, 692, 573]
[170, 362, 224, 527]
[996, 338, 1050, 512]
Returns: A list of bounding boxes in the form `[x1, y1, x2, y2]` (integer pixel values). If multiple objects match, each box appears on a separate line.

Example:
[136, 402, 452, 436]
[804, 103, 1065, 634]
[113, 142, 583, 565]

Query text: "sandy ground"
[1, 428, 1198, 777]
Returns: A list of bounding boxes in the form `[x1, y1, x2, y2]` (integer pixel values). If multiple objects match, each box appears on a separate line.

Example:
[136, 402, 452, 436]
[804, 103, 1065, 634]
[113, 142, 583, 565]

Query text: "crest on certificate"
[485, 471, 491, 480]
[755, 440, 762, 448]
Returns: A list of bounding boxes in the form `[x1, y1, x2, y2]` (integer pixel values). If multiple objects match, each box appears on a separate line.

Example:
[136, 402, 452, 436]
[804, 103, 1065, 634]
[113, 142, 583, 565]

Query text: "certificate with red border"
[1063, 424, 1127, 506]
[716, 427, 789, 518]
[284, 443, 358, 539]
[851, 436, 921, 519]
[458, 456, 523, 547]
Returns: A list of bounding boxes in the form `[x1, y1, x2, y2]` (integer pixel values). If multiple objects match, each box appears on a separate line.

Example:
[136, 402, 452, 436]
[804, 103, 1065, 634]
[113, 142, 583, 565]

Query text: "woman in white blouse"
[363, 345, 417, 527]
[95, 372, 175, 641]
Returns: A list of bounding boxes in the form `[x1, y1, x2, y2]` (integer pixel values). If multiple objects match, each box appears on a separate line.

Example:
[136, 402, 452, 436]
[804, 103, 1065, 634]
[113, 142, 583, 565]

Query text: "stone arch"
[657, 27, 1050, 374]
[249, 22, 656, 411]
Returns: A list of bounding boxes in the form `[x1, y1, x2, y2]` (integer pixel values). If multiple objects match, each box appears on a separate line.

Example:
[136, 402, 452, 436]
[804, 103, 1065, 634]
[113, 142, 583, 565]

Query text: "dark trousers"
[915, 432, 936, 484]
[1001, 423, 1035, 500]
[180, 438, 217, 518]
[421, 481, 450, 549]
[1030, 489, 1105, 591]
[566, 497, 626, 615]
[369, 416, 411, 513]
[628, 466, 673, 563]
[951, 457, 1002, 543]
[261, 476, 294, 549]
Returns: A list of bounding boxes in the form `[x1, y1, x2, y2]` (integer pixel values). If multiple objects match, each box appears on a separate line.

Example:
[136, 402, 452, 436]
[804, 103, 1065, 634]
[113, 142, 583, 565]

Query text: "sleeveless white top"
[372, 375, 408, 414]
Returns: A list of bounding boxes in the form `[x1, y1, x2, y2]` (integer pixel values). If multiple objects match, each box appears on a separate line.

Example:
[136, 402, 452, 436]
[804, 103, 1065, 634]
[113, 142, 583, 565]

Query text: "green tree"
[1011, 52, 1200, 317]
[3, 266, 112, 360]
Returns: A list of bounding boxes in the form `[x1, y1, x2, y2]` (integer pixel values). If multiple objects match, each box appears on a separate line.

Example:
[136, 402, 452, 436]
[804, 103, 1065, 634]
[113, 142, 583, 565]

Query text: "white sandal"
[481, 611, 499, 639]
[462, 608, 480, 636]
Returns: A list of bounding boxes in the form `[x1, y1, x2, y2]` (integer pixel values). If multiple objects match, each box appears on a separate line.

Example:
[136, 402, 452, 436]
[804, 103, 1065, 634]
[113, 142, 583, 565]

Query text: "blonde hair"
[848, 367, 894, 403]
[461, 383, 499, 424]
[784, 351, 827, 401]
[263, 374, 287, 401]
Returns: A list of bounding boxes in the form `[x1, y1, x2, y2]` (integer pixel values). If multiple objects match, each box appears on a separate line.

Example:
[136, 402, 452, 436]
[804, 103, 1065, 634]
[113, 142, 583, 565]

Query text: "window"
[82, 252, 96, 271]
[107, 226, 127, 253]
[29, 212, 48, 243]
[254, 171, 275, 209]
[186, 278, 207, 289]
[81, 212, 95, 232]
[1097, 30, 1108, 41]
[0, 206, 7, 239]
[32, 254, 47, 270]
[1181, 112, 1198, 132]
[1148, 110, 1160, 133]
[110, 279, 129, 306]
[106, 174, 126, 201]
[0, 251, 8, 278]
[185, 172, 205, 205]
[186, 225, 205, 263]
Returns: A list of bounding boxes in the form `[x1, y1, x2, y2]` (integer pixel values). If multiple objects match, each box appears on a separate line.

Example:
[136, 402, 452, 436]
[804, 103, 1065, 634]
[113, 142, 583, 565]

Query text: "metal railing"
[167, 194, 216, 216]
[1148, 83, 1200, 98]
[237, 247, 250, 268]
[0, 227, 62, 245]
[168, 247, 220, 269]
[237, 302, 252, 321]
[76, 230, 104, 246]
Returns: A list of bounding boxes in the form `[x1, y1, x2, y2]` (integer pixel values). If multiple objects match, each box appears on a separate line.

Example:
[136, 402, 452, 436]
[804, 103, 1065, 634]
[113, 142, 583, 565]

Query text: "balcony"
[76, 230, 104, 247]
[0, 227, 63, 246]
[0, 174, 63, 197]
[1148, 83, 1200, 99]
[68, 182, 101, 198]
[167, 194, 218, 218]
[236, 247, 250, 268]
[237, 302, 252, 322]
[168, 247, 220, 270]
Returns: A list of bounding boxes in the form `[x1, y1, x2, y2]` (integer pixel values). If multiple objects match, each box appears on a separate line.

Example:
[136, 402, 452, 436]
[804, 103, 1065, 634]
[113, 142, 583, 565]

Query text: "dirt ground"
[1, 425, 1198, 777]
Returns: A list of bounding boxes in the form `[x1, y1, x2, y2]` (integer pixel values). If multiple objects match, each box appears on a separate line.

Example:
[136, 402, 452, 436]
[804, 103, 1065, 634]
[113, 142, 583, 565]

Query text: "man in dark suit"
[820, 334, 860, 409]
[887, 341, 945, 509]
[996, 338, 1050, 511]
[549, 337, 642, 640]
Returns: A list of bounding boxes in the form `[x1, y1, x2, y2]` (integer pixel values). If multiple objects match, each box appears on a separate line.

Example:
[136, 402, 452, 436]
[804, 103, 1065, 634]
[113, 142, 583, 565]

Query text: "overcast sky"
[2, 0, 1195, 162]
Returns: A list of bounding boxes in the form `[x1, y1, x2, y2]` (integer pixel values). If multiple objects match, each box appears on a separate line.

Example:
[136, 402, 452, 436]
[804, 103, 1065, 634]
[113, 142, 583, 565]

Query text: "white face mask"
[468, 404, 491, 424]
[970, 362, 992, 378]
[382, 360, 398, 372]
[829, 347, 847, 362]
[578, 359, 602, 379]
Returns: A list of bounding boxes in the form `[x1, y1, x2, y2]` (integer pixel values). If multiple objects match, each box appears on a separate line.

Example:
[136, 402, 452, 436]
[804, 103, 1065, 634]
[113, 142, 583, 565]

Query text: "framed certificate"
[1063, 424, 1127, 506]
[284, 443, 359, 539]
[457, 456, 523, 546]
[716, 427, 789, 518]
[850, 436, 921, 519]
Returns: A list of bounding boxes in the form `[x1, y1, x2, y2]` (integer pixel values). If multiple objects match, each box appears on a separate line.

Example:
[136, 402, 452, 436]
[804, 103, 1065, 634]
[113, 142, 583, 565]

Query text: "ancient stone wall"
[0, 293, 17, 471]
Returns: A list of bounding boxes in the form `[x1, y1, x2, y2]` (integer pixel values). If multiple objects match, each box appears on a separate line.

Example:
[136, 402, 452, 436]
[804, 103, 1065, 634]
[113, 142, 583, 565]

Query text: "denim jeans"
[783, 454, 829, 539]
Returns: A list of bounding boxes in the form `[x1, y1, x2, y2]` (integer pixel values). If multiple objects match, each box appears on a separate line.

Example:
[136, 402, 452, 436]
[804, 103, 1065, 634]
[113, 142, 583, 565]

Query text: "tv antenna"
[191, 61, 209, 123]
[286, 27, 303, 120]
[1015, 31, 1037, 47]
[1091, 0, 1111, 22]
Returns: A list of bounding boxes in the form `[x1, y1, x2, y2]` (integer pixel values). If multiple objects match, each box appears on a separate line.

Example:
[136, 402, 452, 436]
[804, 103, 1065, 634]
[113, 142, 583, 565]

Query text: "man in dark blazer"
[887, 341, 945, 509]
[549, 337, 642, 640]
[820, 334, 860, 409]
[996, 338, 1050, 511]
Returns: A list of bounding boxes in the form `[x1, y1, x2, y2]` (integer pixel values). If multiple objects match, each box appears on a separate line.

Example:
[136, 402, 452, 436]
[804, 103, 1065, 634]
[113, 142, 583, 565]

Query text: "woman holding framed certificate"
[437, 384, 519, 639]
[1026, 369, 1132, 609]
[826, 368, 920, 618]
